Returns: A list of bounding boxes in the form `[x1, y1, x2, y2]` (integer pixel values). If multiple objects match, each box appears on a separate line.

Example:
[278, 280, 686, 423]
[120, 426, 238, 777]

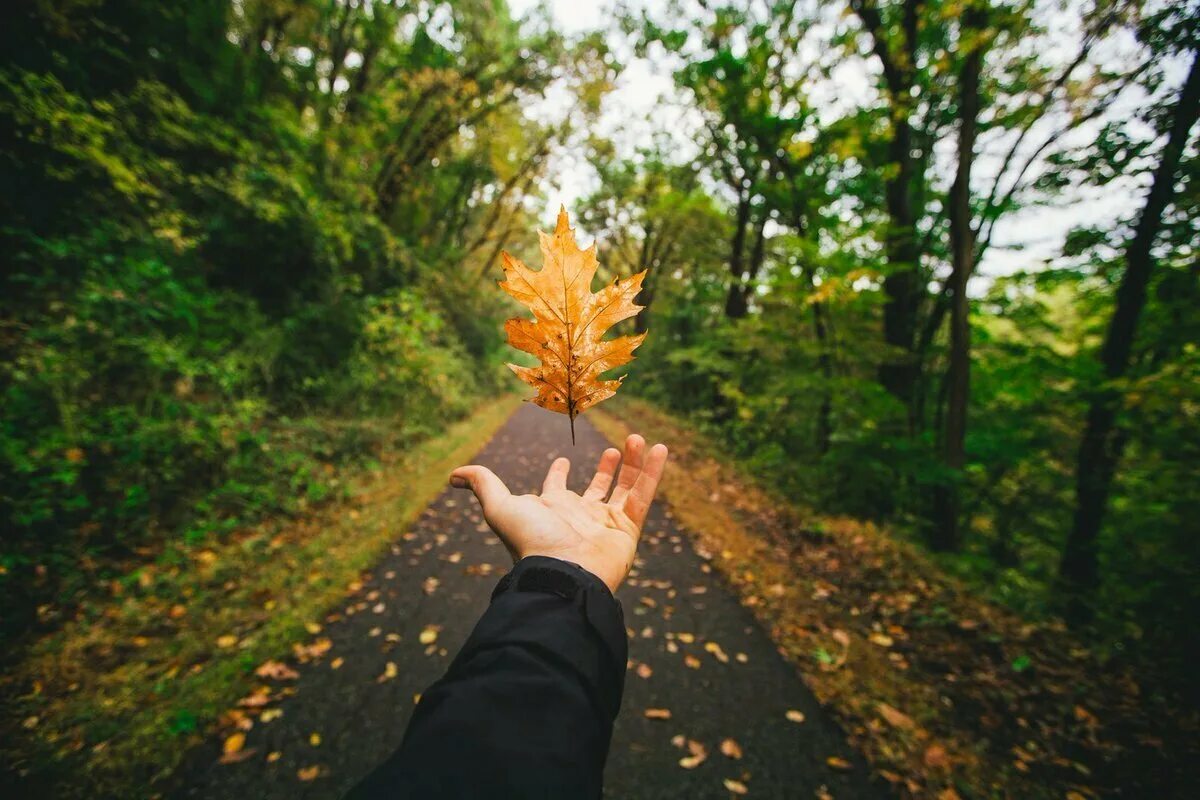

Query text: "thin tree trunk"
[852, 0, 924, 429]
[931, 4, 986, 551]
[725, 192, 753, 318]
[1059, 49, 1200, 618]
[812, 296, 834, 455]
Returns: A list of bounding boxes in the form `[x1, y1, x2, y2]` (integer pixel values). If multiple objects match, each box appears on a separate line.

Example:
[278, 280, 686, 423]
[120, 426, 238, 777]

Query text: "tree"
[1060, 22, 1200, 615]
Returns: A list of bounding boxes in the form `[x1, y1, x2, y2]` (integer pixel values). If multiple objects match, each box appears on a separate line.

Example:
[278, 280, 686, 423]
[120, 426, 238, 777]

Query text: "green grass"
[2, 395, 520, 798]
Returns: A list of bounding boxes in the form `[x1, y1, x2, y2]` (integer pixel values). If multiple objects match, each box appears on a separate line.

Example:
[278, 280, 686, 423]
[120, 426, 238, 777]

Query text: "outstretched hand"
[449, 435, 669, 594]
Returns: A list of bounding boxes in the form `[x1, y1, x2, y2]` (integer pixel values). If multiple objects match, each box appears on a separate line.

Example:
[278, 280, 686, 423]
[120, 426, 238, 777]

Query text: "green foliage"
[0, 0, 560, 642]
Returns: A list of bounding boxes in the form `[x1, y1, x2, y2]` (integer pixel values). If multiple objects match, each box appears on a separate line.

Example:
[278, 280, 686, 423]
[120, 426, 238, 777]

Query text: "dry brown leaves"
[500, 207, 646, 441]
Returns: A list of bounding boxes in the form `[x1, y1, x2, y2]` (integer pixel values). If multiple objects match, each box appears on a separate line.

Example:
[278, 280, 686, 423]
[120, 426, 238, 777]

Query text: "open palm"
[450, 434, 669, 594]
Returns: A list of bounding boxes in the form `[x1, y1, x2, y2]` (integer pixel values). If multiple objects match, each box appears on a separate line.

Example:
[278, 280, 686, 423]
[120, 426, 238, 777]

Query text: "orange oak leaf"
[500, 206, 647, 443]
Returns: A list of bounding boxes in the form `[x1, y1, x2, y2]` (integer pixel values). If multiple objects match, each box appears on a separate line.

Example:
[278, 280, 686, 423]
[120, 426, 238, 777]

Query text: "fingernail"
[450, 476, 468, 489]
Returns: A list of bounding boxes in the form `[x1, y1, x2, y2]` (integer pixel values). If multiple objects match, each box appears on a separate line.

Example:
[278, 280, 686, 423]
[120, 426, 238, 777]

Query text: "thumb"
[449, 465, 512, 512]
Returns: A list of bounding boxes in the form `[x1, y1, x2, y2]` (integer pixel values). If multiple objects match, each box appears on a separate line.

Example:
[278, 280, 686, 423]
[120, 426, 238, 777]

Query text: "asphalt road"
[170, 404, 883, 799]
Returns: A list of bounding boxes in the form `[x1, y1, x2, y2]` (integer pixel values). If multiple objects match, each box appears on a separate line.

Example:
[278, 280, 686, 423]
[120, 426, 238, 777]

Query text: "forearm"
[346, 556, 628, 799]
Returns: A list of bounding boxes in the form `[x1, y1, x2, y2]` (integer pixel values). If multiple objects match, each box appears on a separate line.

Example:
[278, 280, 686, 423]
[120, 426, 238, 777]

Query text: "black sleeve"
[345, 556, 628, 800]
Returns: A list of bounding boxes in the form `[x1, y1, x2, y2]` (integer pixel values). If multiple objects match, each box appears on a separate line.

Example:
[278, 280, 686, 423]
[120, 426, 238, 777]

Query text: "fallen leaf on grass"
[216, 634, 238, 648]
[679, 739, 708, 769]
[378, 662, 398, 682]
[869, 632, 894, 648]
[256, 661, 299, 680]
[831, 629, 851, 647]
[876, 702, 914, 730]
[826, 756, 853, 771]
[720, 738, 743, 759]
[223, 732, 245, 755]
[304, 622, 322, 634]
[724, 778, 749, 795]
[786, 710, 806, 724]
[924, 743, 950, 769]
[644, 708, 672, 720]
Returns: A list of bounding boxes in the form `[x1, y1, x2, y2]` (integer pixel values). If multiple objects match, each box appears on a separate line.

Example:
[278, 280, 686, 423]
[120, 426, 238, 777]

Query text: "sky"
[507, 0, 1160, 288]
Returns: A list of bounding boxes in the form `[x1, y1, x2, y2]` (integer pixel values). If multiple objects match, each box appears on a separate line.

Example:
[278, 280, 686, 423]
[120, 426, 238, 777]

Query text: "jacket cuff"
[490, 556, 627, 716]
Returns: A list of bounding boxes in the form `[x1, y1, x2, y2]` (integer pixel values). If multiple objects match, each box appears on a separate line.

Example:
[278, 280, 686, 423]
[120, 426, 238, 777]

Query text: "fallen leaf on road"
[419, 625, 440, 645]
[297, 765, 321, 781]
[677, 632, 696, 643]
[705, 641, 730, 663]
[735, 652, 749, 663]
[666, 641, 679, 653]
[720, 738, 743, 759]
[255, 661, 299, 680]
[261, 709, 283, 723]
[423, 577, 440, 595]
[378, 662, 398, 682]
[637, 663, 653, 679]
[223, 732, 245, 755]
[267, 751, 281, 763]
[293, 638, 332, 662]
[826, 756, 853, 771]
[309, 732, 321, 746]
[786, 710, 806, 724]
[679, 739, 708, 769]
[876, 702, 914, 729]
[644, 708, 672, 720]
[724, 778, 749, 795]
[331, 657, 344, 670]
[238, 688, 271, 708]
[671, 734, 686, 748]
[684, 654, 702, 669]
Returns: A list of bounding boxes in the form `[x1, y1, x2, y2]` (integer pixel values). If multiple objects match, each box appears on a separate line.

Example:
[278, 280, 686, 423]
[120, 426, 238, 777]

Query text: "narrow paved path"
[171, 405, 882, 799]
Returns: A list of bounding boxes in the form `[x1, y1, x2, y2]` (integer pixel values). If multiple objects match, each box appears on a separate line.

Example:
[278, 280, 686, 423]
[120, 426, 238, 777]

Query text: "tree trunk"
[852, 0, 925, 429]
[1059, 48, 1200, 618]
[812, 298, 834, 456]
[931, 4, 986, 552]
[725, 192, 753, 318]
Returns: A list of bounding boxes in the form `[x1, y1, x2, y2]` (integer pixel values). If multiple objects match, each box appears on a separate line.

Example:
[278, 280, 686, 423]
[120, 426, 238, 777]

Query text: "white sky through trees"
[508, 0, 1184, 293]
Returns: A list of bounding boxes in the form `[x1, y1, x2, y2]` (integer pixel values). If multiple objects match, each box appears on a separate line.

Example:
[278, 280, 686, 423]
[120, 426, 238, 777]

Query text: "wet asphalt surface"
[170, 404, 883, 799]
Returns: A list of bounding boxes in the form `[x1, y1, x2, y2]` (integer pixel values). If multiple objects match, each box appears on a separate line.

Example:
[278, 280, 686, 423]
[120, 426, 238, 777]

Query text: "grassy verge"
[591, 396, 1198, 799]
[1, 395, 520, 798]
